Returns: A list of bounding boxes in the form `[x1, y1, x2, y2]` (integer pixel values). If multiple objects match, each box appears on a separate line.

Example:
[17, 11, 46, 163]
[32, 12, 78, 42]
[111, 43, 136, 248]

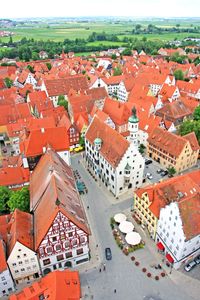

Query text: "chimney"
[41, 128, 45, 133]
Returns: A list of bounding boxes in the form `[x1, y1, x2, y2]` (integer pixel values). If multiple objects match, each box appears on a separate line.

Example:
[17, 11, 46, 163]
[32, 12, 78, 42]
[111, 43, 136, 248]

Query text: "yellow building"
[133, 169, 200, 240]
[147, 127, 199, 173]
[134, 188, 158, 239]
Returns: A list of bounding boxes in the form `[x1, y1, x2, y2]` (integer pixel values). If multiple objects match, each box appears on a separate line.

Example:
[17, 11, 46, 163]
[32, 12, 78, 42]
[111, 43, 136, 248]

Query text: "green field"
[1, 20, 200, 43]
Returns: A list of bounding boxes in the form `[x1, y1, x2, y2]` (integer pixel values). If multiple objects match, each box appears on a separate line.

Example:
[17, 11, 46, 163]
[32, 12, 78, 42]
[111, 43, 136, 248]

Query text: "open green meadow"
[1, 19, 200, 43]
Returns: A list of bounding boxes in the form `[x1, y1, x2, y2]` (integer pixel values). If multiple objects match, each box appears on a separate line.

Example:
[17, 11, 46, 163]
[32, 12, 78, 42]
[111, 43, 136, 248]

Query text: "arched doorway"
[43, 268, 51, 275]
[64, 261, 72, 268]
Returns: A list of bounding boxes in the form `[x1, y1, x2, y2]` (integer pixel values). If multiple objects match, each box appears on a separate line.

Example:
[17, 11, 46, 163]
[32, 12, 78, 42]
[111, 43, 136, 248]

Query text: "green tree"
[193, 106, 200, 121]
[58, 95, 68, 110]
[173, 69, 184, 81]
[111, 54, 117, 60]
[122, 48, 132, 56]
[179, 120, 200, 144]
[167, 166, 176, 177]
[79, 135, 85, 147]
[4, 77, 13, 88]
[46, 62, 52, 71]
[139, 144, 146, 155]
[113, 66, 122, 76]
[7, 187, 30, 212]
[27, 65, 34, 73]
[0, 186, 11, 212]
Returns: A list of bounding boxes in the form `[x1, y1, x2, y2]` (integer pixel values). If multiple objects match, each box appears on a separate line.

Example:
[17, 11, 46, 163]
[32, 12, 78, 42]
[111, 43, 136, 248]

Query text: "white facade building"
[85, 116, 144, 197]
[7, 241, 41, 284]
[156, 198, 200, 269]
[117, 81, 129, 102]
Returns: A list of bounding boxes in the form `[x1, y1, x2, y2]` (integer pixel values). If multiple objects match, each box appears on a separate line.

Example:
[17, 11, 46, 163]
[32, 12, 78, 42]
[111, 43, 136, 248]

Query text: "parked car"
[105, 247, 112, 260]
[194, 255, 200, 264]
[157, 169, 163, 174]
[184, 261, 197, 272]
[145, 159, 153, 165]
[161, 170, 168, 177]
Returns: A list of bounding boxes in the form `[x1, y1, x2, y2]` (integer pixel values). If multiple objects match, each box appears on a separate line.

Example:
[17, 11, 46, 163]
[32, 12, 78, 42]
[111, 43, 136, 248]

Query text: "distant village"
[0, 44, 199, 299]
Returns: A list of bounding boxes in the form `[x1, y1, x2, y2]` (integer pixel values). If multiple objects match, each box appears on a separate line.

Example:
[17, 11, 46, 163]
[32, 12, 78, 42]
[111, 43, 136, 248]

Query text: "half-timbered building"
[30, 149, 90, 275]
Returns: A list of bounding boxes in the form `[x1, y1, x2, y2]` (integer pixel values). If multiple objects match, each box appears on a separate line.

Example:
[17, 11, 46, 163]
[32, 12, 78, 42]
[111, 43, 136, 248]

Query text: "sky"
[0, 0, 200, 19]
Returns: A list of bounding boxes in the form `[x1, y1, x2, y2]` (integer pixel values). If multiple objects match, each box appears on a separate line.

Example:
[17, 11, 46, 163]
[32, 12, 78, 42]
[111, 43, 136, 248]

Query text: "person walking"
[99, 268, 101, 272]
[103, 263, 106, 271]
[114, 289, 116, 293]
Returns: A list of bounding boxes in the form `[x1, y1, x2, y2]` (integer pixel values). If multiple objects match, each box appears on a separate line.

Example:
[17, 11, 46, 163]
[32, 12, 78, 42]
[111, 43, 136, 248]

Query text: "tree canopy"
[0, 186, 11, 212]
[7, 187, 30, 212]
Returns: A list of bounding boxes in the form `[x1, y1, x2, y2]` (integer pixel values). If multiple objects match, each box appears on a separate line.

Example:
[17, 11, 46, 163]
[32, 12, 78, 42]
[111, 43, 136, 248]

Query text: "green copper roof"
[94, 137, 102, 144]
[129, 106, 139, 123]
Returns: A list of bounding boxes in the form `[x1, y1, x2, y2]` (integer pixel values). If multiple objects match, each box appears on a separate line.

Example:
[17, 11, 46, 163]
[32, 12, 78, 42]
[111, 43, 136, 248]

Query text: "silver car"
[184, 261, 197, 272]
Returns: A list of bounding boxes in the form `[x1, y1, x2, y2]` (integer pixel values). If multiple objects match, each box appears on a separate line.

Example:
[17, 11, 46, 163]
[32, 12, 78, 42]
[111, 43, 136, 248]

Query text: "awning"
[119, 221, 134, 234]
[157, 242, 165, 251]
[166, 253, 174, 263]
[114, 213, 127, 223]
[125, 232, 141, 245]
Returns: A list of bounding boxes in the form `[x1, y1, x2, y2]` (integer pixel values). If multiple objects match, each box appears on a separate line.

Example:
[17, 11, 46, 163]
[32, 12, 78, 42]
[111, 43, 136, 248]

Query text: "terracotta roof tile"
[85, 116, 129, 168]
[0, 240, 7, 273]
[30, 149, 90, 250]
[9, 270, 81, 300]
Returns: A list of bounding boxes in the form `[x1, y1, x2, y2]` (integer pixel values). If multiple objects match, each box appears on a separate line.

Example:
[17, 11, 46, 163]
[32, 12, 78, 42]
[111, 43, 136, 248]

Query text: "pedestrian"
[96, 244, 98, 248]
[114, 289, 116, 293]
[78, 160, 80, 164]
[87, 206, 89, 209]
[99, 268, 101, 272]
[103, 263, 106, 271]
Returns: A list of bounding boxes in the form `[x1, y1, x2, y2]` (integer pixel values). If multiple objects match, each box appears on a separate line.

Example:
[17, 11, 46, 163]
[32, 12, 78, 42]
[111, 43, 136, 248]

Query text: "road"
[72, 155, 197, 300]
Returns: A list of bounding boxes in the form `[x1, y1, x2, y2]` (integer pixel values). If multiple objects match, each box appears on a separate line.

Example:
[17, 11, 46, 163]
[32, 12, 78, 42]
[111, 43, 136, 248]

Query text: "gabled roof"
[0, 167, 30, 187]
[135, 170, 200, 219]
[44, 75, 88, 97]
[178, 193, 200, 241]
[148, 127, 189, 157]
[103, 98, 131, 126]
[156, 100, 192, 120]
[184, 132, 199, 152]
[30, 149, 90, 250]
[10, 270, 81, 300]
[20, 127, 69, 157]
[85, 116, 129, 168]
[8, 209, 34, 255]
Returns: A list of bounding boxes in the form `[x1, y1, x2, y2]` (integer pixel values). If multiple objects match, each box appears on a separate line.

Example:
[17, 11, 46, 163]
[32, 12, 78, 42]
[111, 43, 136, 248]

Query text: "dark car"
[145, 159, 152, 165]
[105, 247, 112, 260]
[157, 169, 163, 174]
[161, 170, 168, 177]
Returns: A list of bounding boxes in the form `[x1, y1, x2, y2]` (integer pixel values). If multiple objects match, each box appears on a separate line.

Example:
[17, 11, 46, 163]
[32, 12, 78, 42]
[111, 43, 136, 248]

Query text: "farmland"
[1, 19, 200, 43]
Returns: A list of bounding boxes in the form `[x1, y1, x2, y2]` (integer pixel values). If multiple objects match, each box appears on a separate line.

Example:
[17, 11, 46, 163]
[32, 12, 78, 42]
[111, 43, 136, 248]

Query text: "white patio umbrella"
[119, 221, 134, 234]
[125, 232, 141, 245]
[114, 213, 127, 223]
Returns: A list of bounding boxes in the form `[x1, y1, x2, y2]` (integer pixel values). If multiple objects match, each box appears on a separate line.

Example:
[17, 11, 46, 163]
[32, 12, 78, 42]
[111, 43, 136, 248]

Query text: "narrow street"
[72, 154, 197, 300]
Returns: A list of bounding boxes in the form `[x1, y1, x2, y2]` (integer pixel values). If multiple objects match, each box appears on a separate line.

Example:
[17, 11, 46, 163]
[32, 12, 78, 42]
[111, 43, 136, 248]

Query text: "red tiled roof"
[0, 167, 30, 187]
[178, 193, 200, 240]
[30, 149, 90, 250]
[8, 209, 34, 255]
[156, 100, 192, 120]
[44, 75, 88, 97]
[20, 127, 69, 157]
[148, 127, 188, 157]
[9, 270, 81, 300]
[135, 170, 200, 219]
[0, 240, 7, 273]
[85, 116, 129, 168]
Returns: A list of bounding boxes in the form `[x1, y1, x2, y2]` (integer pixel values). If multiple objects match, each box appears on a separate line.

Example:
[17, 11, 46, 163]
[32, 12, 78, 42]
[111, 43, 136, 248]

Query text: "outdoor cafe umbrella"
[125, 232, 141, 245]
[114, 213, 127, 223]
[119, 221, 134, 234]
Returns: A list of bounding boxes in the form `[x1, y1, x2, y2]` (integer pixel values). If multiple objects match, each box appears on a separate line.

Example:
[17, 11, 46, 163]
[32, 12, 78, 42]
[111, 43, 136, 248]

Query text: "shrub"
[142, 268, 147, 272]
[155, 276, 159, 281]
[135, 261, 140, 266]
[147, 273, 151, 278]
